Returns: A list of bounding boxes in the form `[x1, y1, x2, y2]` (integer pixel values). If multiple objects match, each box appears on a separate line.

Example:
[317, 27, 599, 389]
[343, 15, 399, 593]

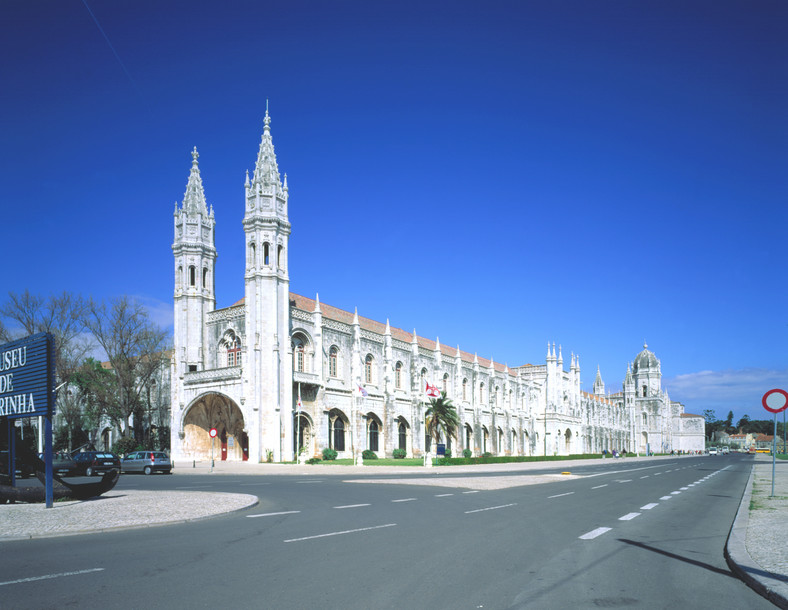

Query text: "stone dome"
[633, 343, 659, 372]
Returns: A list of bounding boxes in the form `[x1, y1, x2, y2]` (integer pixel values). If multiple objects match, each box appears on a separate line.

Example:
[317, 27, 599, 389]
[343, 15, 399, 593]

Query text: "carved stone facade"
[170, 115, 704, 463]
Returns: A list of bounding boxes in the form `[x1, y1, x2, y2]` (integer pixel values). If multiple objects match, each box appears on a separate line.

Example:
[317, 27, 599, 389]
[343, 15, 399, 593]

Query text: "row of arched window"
[248, 241, 285, 270]
[177, 265, 209, 290]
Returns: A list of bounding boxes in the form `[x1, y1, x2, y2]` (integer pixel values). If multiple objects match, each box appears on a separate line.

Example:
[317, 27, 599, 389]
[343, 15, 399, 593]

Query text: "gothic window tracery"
[329, 346, 339, 378]
[365, 354, 375, 384]
[395, 362, 403, 389]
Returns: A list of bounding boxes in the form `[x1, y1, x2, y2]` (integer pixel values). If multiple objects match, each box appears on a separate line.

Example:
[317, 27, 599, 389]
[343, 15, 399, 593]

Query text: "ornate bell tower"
[243, 109, 293, 462]
[172, 148, 216, 381]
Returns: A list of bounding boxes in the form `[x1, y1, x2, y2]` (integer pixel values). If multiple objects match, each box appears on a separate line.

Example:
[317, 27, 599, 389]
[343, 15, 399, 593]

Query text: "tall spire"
[182, 147, 209, 215]
[252, 108, 282, 189]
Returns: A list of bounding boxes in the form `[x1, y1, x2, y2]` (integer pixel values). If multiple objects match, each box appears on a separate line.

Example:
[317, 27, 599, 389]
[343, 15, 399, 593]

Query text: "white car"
[708, 447, 718, 455]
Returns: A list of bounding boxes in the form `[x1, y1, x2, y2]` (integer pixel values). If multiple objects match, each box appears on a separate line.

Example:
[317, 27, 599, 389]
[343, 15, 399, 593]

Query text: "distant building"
[169, 113, 705, 462]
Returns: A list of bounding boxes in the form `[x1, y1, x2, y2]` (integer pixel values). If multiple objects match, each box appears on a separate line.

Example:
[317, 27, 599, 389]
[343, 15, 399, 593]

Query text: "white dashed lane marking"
[670, 491, 681, 495]
[548, 492, 575, 499]
[591, 484, 608, 489]
[619, 512, 640, 521]
[334, 503, 371, 509]
[462, 491, 480, 494]
[660, 496, 673, 500]
[284, 523, 396, 543]
[391, 498, 417, 503]
[640, 503, 658, 510]
[247, 511, 300, 518]
[0, 569, 105, 587]
[580, 527, 612, 540]
[435, 493, 454, 497]
[465, 503, 517, 514]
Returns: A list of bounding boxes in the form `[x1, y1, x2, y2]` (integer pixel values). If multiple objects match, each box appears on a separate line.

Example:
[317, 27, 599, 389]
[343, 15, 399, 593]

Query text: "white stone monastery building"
[169, 112, 705, 463]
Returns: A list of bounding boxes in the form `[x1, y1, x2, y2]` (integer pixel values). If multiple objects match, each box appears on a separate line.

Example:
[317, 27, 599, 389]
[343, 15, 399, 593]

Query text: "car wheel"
[85, 466, 93, 476]
[143, 466, 152, 475]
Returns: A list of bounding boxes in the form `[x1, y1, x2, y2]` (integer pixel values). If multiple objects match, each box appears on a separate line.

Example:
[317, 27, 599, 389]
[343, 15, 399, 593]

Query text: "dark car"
[39, 452, 79, 477]
[71, 451, 121, 476]
[0, 450, 35, 480]
[121, 451, 172, 475]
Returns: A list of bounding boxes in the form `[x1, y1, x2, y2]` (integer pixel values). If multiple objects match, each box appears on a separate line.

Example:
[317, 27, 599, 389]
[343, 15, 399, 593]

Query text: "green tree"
[736, 415, 750, 432]
[703, 409, 721, 441]
[425, 391, 460, 457]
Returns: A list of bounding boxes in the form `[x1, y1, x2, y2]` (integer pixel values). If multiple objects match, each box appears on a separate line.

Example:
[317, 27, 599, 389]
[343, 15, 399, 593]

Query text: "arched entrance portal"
[183, 393, 248, 461]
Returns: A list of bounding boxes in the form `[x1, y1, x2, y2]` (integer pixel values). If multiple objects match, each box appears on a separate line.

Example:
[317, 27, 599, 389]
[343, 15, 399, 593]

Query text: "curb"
[725, 462, 788, 609]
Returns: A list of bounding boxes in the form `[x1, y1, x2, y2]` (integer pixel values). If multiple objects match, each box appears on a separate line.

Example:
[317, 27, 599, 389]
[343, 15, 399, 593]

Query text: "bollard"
[193, 460, 195, 468]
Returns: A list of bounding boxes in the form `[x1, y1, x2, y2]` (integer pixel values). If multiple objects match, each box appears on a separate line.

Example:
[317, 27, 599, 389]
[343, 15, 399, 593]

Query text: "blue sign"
[0, 333, 55, 419]
[437, 443, 446, 457]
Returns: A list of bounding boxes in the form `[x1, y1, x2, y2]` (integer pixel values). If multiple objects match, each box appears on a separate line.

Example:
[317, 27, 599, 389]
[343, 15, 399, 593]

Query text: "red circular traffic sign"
[209, 428, 218, 438]
[762, 389, 788, 414]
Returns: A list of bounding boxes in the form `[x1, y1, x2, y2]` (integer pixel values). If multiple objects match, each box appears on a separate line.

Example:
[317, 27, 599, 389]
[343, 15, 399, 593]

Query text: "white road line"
[591, 484, 608, 489]
[465, 503, 517, 514]
[654, 472, 662, 476]
[334, 503, 371, 509]
[619, 512, 640, 521]
[391, 498, 417, 503]
[680, 487, 689, 490]
[435, 493, 454, 497]
[246, 511, 300, 518]
[0, 568, 104, 587]
[640, 475, 649, 479]
[462, 491, 480, 494]
[660, 495, 673, 500]
[617, 479, 632, 483]
[296, 480, 323, 484]
[670, 491, 681, 495]
[640, 503, 658, 510]
[579, 527, 611, 540]
[284, 523, 396, 543]
[548, 492, 575, 499]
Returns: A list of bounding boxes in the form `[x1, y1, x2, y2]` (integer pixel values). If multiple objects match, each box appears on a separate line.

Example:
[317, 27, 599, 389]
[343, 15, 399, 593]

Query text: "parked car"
[0, 450, 35, 479]
[71, 451, 121, 476]
[122, 451, 172, 475]
[720, 446, 730, 455]
[708, 447, 718, 455]
[39, 452, 79, 477]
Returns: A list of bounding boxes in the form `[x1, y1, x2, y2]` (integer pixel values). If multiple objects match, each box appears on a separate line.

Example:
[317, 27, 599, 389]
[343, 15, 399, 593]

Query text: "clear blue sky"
[2, 1, 786, 424]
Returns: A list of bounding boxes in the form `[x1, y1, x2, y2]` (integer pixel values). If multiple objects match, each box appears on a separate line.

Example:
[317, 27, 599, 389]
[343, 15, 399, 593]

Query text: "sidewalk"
[726, 454, 788, 608]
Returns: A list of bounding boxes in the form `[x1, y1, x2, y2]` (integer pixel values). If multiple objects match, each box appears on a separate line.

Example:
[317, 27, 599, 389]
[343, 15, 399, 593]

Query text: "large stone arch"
[182, 393, 248, 461]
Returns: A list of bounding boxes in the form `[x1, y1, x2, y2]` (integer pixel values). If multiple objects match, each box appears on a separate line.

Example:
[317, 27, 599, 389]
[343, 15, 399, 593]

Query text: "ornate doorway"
[182, 393, 248, 461]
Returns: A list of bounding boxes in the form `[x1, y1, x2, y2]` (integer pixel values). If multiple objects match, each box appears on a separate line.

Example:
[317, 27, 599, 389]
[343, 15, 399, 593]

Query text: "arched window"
[202, 267, 208, 288]
[365, 354, 374, 384]
[329, 346, 338, 378]
[462, 378, 468, 401]
[249, 242, 256, 267]
[642, 412, 648, 426]
[395, 362, 402, 389]
[398, 421, 407, 450]
[368, 419, 379, 452]
[263, 242, 270, 266]
[189, 265, 196, 287]
[642, 385, 647, 397]
[330, 415, 345, 451]
[177, 266, 182, 287]
[465, 424, 472, 452]
[293, 339, 306, 373]
[442, 373, 449, 393]
[479, 382, 485, 404]
[277, 245, 284, 269]
[226, 335, 242, 367]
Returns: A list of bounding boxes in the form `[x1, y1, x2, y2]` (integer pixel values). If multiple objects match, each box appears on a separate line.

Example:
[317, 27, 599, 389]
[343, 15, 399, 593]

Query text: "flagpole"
[297, 382, 301, 462]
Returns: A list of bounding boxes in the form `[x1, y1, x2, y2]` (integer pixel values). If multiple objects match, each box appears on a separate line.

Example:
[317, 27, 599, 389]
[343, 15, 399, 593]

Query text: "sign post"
[209, 427, 217, 473]
[761, 389, 788, 497]
[0, 333, 56, 507]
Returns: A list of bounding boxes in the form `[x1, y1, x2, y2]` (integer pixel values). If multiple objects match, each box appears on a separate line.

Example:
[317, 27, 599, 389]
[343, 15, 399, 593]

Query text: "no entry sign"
[209, 427, 218, 438]
[762, 389, 788, 414]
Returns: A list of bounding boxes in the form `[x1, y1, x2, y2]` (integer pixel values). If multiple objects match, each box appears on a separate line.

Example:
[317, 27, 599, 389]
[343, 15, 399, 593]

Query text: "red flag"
[425, 382, 440, 398]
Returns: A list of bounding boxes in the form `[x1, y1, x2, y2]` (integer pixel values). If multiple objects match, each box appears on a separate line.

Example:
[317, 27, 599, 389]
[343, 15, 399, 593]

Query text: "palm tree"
[425, 391, 460, 457]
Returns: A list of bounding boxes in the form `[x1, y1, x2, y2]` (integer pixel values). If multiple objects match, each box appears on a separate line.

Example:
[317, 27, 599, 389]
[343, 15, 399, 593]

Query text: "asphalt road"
[0, 454, 775, 609]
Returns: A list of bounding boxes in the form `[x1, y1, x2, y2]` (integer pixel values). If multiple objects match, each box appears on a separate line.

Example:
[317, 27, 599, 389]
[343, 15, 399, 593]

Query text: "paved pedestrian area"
[1, 454, 785, 607]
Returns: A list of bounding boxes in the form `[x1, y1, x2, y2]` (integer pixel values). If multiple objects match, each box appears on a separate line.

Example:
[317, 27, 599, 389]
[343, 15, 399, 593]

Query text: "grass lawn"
[310, 458, 424, 466]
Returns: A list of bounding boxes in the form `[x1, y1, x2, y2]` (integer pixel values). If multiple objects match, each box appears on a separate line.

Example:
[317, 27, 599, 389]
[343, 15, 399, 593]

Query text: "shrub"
[392, 448, 407, 459]
[322, 448, 338, 461]
[443, 450, 452, 459]
[482, 452, 493, 458]
[361, 449, 378, 460]
[112, 436, 141, 457]
[463, 448, 472, 458]
[306, 457, 321, 465]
